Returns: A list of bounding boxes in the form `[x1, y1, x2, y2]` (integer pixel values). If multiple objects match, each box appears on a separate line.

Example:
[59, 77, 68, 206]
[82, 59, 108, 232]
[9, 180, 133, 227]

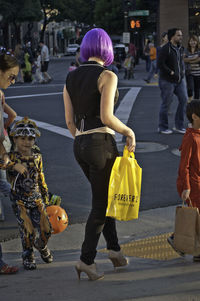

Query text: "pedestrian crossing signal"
[130, 20, 141, 29]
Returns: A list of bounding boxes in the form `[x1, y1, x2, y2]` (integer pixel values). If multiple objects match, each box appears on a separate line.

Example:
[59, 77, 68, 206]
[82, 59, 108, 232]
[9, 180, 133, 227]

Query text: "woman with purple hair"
[63, 28, 136, 280]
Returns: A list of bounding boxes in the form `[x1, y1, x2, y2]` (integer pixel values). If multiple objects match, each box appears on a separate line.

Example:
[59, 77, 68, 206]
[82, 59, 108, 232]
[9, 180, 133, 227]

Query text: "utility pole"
[123, 0, 136, 32]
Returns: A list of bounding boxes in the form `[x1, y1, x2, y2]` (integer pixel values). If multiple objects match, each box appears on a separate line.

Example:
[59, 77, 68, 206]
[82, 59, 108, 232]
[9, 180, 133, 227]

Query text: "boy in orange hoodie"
[168, 100, 200, 260]
[177, 100, 200, 208]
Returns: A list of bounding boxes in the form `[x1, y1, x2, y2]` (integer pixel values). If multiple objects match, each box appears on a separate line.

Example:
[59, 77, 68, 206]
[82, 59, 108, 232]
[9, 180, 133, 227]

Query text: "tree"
[39, 0, 63, 40]
[56, 0, 95, 26]
[0, 0, 42, 45]
[94, 0, 124, 35]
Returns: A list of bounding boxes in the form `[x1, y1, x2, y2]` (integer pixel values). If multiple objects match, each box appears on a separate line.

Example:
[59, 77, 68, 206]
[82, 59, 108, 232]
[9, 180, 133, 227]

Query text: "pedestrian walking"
[68, 61, 77, 72]
[2, 117, 53, 270]
[123, 53, 134, 79]
[184, 35, 200, 101]
[63, 28, 136, 280]
[156, 32, 168, 73]
[144, 43, 157, 83]
[143, 40, 151, 72]
[39, 40, 52, 83]
[22, 50, 32, 82]
[14, 44, 25, 83]
[24, 41, 34, 64]
[168, 100, 200, 261]
[31, 50, 45, 84]
[0, 53, 19, 274]
[157, 28, 188, 134]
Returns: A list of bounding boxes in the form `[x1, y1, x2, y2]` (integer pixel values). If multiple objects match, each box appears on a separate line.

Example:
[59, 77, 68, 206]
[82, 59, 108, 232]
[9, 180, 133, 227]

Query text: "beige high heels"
[108, 250, 128, 268]
[75, 260, 104, 281]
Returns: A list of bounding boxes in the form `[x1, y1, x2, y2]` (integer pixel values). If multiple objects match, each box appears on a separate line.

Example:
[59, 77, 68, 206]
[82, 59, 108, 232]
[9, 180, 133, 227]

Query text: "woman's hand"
[181, 189, 190, 202]
[13, 163, 27, 174]
[126, 130, 136, 152]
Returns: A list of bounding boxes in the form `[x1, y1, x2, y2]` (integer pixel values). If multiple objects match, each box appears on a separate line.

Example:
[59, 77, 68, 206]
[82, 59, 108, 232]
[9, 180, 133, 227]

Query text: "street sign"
[128, 10, 149, 16]
[123, 32, 130, 44]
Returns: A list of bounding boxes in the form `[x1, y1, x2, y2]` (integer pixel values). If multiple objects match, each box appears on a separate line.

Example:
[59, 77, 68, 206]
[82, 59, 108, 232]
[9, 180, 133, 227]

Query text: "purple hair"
[80, 28, 114, 66]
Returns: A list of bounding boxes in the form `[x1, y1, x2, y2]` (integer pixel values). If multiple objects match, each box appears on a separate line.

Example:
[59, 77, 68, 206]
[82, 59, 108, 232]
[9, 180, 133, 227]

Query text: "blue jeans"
[0, 169, 11, 196]
[147, 60, 157, 81]
[0, 171, 10, 270]
[0, 244, 5, 269]
[145, 56, 151, 72]
[74, 133, 120, 265]
[158, 78, 188, 131]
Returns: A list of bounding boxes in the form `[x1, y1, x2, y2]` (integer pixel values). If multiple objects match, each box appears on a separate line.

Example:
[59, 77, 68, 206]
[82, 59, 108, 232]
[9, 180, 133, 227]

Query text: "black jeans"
[186, 74, 200, 99]
[74, 133, 120, 265]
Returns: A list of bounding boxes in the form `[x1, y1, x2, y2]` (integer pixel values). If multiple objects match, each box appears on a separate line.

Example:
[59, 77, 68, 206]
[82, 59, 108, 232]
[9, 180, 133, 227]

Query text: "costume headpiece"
[10, 117, 41, 138]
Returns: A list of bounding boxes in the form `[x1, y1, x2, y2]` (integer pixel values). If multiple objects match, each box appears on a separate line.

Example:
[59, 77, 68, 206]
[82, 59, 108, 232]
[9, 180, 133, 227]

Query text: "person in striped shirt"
[184, 35, 200, 101]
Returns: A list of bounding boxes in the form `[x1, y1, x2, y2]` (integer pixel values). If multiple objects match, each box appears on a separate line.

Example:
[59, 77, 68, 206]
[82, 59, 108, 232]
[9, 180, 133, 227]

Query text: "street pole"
[124, 10, 128, 32]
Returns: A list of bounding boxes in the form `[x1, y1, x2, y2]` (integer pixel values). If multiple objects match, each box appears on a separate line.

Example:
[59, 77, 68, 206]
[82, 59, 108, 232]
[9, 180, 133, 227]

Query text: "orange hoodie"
[177, 128, 200, 208]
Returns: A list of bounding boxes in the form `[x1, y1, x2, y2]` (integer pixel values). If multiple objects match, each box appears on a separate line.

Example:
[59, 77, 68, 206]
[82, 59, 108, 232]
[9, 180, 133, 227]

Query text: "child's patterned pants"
[12, 199, 51, 257]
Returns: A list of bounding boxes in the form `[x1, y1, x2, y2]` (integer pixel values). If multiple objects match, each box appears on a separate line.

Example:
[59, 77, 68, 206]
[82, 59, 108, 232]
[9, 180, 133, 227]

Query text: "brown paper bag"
[174, 204, 200, 255]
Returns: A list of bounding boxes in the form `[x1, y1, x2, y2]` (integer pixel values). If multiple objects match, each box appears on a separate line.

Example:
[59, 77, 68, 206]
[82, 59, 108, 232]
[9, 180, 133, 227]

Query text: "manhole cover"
[117, 142, 168, 153]
[100, 232, 180, 261]
[171, 148, 181, 157]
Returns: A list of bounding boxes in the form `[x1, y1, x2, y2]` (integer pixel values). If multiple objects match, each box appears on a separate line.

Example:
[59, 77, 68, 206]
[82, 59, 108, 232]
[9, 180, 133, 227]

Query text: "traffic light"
[130, 19, 141, 29]
[124, 0, 136, 10]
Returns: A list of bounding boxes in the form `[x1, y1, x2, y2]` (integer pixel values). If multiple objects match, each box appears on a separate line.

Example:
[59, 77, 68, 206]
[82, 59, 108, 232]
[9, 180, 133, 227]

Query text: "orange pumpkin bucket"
[46, 205, 68, 234]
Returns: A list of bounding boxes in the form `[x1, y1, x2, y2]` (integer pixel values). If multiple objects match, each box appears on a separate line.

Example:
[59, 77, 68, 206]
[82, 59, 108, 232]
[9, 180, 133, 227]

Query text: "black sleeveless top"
[65, 61, 118, 132]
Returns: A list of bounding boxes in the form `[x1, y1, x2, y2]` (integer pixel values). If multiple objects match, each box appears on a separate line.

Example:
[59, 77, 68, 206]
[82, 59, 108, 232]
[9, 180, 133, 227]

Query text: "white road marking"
[10, 87, 141, 141]
[115, 87, 141, 141]
[6, 92, 62, 99]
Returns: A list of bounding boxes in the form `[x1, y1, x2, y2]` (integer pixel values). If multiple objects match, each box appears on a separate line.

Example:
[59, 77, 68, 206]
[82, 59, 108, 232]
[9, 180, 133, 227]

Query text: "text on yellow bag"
[106, 146, 142, 221]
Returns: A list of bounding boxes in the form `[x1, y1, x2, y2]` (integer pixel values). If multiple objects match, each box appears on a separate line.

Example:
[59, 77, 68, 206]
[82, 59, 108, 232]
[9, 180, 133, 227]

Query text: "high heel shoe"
[75, 260, 104, 281]
[108, 250, 129, 268]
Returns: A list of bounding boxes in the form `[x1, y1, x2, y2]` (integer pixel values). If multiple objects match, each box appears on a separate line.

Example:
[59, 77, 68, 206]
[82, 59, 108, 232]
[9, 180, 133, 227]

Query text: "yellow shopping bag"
[106, 146, 142, 221]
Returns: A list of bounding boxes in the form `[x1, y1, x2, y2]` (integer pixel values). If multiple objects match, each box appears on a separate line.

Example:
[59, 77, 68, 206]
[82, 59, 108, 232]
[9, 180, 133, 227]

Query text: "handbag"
[106, 146, 142, 221]
[174, 199, 200, 255]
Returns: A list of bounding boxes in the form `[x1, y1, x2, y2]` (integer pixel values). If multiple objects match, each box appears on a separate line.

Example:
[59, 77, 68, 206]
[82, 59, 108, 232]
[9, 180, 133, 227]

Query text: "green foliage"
[57, 0, 95, 25]
[0, 0, 42, 23]
[94, 0, 124, 35]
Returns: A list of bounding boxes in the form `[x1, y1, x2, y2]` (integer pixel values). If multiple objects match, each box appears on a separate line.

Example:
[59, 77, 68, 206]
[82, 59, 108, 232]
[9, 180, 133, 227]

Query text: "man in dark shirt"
[157, 28, 188, 134]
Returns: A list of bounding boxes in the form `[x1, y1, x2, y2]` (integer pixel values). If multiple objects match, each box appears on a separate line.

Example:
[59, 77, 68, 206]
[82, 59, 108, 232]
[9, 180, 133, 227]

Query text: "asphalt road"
[0, 56, 185, 241]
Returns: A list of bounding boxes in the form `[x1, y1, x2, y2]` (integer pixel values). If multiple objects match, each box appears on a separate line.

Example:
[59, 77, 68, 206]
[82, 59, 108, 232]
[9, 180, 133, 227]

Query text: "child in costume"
[2, 117, 53, 270]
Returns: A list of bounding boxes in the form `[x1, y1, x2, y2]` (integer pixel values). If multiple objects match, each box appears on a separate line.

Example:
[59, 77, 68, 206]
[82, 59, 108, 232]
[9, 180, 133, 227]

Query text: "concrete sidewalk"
[1, 205, 200, 301]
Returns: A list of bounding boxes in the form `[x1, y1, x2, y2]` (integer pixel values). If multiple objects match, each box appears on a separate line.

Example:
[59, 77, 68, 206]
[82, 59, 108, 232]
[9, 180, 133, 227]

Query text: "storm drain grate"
[100, 233, 180, 261]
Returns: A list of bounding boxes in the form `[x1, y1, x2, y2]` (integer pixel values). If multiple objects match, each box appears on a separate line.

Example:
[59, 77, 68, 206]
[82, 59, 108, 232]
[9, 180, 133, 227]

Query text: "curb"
[0, 199, 4, 221]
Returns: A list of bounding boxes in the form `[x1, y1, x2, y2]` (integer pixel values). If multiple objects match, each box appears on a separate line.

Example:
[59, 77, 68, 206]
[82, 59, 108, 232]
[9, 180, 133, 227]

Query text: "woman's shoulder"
[101, 69, 117, 80]
[98, 69, 118, 87]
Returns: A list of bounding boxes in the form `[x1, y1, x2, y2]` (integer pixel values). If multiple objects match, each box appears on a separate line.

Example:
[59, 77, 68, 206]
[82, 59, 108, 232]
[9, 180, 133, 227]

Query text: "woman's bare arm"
[99, 70, 136, 152]
[3, 103, 17, 129]
[63, 85, 76, 137]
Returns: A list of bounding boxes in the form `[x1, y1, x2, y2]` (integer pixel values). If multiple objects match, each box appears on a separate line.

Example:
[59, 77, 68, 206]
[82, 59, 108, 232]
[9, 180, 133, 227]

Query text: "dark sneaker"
[39, 246, 53, 263]
[173, 127, 186, 134]
[167, 235, 185, 257]
[158, 128, 173, 134]
[193, 255, 200, 262]
[34, 239, 53, 263]
[23, 253, 36, 270]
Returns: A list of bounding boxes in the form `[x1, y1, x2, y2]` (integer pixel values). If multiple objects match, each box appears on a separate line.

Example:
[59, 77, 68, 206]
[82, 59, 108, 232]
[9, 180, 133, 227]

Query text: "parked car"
[65, 44, 79, 56]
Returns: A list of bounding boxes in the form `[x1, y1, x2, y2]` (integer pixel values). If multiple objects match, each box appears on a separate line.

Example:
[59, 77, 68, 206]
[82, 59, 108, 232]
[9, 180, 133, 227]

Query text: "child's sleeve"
[178, 135, 193, 190]
[38, 154, 49, 205]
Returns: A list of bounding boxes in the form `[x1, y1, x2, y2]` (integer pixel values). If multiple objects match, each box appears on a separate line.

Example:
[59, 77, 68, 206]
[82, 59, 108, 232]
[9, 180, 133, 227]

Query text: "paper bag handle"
[182, 197, 193, 207]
